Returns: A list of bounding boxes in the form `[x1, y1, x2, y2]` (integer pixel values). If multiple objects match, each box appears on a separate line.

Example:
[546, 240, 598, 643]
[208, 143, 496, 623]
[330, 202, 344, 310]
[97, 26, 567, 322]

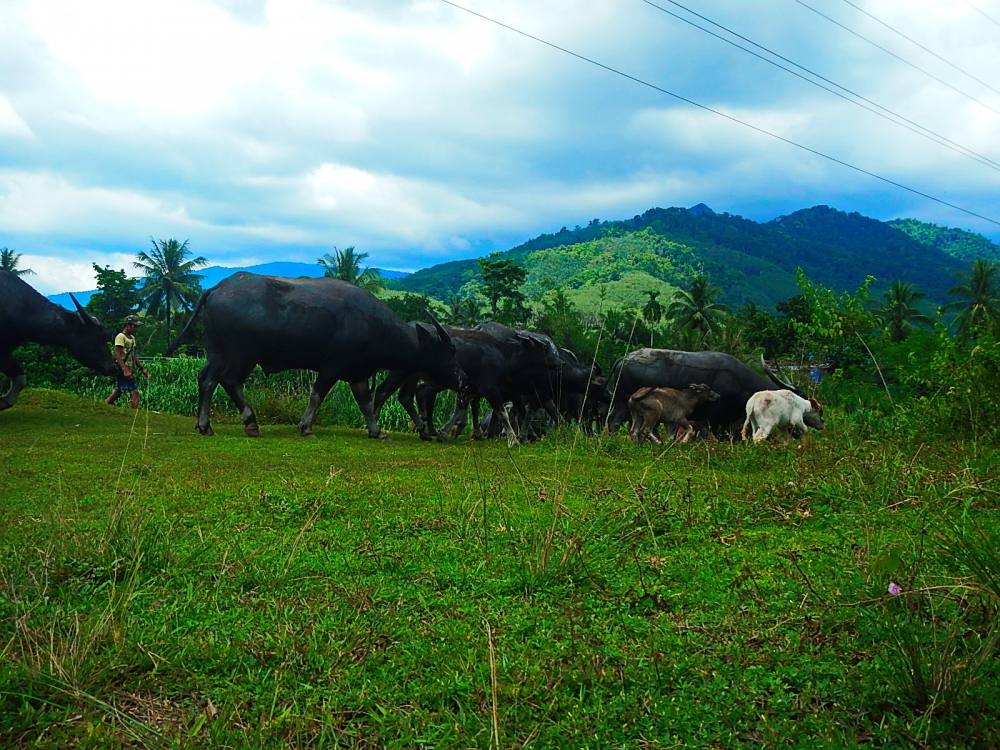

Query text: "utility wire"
[840, 0, 1000, 97]
[641, 0, 1000, 173]
[966, 1, 1000, 29]
[437, 0, 1000, 228]
[794, 0, 1000, 116]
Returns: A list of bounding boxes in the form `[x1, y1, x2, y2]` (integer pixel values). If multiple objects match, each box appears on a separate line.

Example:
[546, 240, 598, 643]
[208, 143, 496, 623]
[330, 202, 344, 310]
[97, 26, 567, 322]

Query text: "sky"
[1, 0, 998, 295]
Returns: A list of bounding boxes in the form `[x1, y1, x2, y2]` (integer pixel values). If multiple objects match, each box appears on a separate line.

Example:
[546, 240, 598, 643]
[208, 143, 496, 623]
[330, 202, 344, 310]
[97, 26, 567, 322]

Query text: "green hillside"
[393, 204, 966, 309]
[888, 218, 1000, 264]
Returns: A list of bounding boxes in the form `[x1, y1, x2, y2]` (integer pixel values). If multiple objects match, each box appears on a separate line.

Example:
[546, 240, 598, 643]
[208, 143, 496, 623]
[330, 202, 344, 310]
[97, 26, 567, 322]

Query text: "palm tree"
[667, 275, 728, 342]
[946, 259, 1000, 338]
[1, 248, 34, 276]
[641, 290, 663, 346]
[447, 295, 481, 327]
[879, 281, 931, 342]
[134, 238, 207, 343]
[317, 246, 383, 292]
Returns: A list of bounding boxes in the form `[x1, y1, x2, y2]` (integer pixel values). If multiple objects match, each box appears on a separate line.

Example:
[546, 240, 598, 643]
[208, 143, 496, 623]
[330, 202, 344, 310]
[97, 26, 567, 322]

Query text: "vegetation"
[318, 247, 384, 292]
[878, 281, 932, 343]
[890, 217, 1000, 264]
[1, 247, 34, 276]
[134, 239, 207, 344]
[945, 258, 1000, 340]
[86, 265, 142, 330]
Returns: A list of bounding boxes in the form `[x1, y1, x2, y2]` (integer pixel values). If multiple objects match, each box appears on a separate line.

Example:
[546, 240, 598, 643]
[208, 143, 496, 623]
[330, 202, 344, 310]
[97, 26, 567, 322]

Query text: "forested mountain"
[393, 204, 968, 308]
[888, 218, 1000, 264]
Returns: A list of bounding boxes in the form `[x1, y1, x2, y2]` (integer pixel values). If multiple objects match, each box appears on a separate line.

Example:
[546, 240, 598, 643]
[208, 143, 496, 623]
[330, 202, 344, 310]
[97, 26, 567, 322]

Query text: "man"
[106, 314, 150, 409]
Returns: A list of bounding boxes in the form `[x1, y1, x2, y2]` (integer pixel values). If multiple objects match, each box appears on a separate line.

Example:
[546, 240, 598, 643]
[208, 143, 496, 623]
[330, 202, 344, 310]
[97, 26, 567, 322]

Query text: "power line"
[966, 1, 1000, 29]
[640, 0, 1000, 173]
[793, 0, 1000, 116]
[840, 0, 1000, 97]
[436, 0, 1000, 228]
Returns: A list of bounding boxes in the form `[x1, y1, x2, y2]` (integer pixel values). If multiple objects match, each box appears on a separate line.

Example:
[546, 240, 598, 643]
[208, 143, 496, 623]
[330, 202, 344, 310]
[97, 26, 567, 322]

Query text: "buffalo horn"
[761, 353, 801, 394]
[69, 293, 90, 324]
[425, 308, 451, 344]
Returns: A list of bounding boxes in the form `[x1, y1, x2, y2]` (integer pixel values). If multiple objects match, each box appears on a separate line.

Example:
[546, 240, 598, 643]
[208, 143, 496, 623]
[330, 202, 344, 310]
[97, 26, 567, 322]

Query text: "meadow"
[0, 388, 997, 748]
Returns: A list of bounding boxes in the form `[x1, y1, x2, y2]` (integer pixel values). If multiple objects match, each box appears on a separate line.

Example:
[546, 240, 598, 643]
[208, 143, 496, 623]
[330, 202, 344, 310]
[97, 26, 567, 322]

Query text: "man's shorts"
[115, 376, 138, 392]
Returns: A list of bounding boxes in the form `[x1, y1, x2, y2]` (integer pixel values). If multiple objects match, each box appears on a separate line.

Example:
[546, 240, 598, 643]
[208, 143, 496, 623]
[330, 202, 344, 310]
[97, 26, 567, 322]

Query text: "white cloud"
[20, 252, 135, 295]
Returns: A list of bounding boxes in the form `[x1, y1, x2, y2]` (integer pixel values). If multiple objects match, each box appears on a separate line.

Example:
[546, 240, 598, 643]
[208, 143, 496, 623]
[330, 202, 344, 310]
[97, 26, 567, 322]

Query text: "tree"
[1, 248, 33, 276]
[667, 275, 728, 342]
[879, 281, 931, 343]
[478, 254, 527, 318]
[382, 292, 434, 322]
[946, 259, 1000, 339]
[446, 295, 481, 327]
[86, 264, 141, 327]
[317, 246, 383, 292]
[134, 238, 207, 345]
[641, 290, 663, 346]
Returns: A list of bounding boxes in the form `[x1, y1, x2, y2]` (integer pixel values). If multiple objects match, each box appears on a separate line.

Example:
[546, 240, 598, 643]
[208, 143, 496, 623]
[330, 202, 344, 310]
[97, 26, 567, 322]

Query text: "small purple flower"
[888, 582, 903, 596]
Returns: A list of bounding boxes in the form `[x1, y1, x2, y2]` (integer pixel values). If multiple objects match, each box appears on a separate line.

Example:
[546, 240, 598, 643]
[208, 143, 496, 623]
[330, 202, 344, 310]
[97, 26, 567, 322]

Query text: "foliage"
[478, 254, 527, 319]
[445, 294, 482, 327]
[134, 238, 207, 348]
[317, 246, 384, 292]
[85, 264, 142, 330]
[0, 247, 34, 276]
[667, 274, 729, 343]
[381, 292, 436, 323]
[791, 270, 876, 369]
[878, 281, 932, 343]
[945, 258, 1000, 340]
[889, 217, 1000, 264]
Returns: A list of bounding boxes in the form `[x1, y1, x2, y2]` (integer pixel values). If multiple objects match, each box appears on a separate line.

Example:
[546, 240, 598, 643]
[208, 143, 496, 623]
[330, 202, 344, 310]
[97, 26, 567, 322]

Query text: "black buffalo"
[166, 273, 462, 438]
[1, 270, 117, 410]
[606, 348, 800, 434]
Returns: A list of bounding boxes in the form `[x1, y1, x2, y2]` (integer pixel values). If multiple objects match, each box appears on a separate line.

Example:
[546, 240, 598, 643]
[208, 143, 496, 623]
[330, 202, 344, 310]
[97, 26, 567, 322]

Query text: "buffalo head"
[66, 294, 118, 376]
[415, 313, 468, 395]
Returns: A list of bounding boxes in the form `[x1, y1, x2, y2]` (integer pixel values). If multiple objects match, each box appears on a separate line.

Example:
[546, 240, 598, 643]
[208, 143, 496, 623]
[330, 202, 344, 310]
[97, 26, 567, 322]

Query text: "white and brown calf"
[629, 383, 721, 444]
[741, 389, 824, 443]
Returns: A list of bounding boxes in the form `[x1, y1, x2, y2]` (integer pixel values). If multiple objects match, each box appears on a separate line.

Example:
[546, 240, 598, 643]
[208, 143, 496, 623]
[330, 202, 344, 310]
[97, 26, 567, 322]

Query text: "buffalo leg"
[396, 377, 431, 436]
[0, 355, 26, 411]
[349, 379, 385, 439]
[196, 361, 221, 436]
[606, 400, 630, 434]
[439, 391, 469, 439]
[482, 389, 517, 445]
[373, 371, 409, 421]
[221, 379, 260, 437]
[299, 370, 338, 437]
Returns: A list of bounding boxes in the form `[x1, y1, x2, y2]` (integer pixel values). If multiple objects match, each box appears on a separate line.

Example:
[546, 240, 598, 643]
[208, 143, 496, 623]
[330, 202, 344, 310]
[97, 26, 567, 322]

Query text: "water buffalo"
[607, 348, 801, 435]
[1, 270, 117, 410]
[166, 272, 463, 438]
[742, 389, 824, 443]
[628, 383, 720, 443]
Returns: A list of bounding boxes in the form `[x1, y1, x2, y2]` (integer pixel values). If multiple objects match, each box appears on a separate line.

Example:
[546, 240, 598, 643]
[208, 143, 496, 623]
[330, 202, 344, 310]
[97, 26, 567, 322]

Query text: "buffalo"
[1, 270, 117, 411]
[166, 273, 463, 438]
[607, 348, 801, 435]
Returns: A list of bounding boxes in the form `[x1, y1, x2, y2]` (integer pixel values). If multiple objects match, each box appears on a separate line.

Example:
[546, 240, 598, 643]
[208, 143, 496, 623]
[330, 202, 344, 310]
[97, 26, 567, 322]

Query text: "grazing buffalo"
[554, 347, 611, 433]
[166, 273, 463, 438]
[742, 389, 824, 443]
[628, 383, 720, 444]
[608, 348, 801, 435]
[1, 270, 117, 410]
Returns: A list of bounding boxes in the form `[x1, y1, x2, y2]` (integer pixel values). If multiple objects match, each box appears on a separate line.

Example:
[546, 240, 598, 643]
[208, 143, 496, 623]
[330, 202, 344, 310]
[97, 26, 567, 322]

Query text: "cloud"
[1, 0, 998, 296]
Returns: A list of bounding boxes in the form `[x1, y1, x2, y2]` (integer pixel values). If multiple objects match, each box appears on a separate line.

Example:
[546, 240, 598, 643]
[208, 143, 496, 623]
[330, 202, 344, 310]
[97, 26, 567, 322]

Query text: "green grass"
[1, 390, 997, 748]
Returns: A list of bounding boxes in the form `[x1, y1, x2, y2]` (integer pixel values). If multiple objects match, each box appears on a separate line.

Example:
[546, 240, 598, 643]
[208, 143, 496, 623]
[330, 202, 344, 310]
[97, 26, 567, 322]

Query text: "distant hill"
[48, 261, 409, 310]
[393, 204, 966, 308]
[887, 218, 1000, 264]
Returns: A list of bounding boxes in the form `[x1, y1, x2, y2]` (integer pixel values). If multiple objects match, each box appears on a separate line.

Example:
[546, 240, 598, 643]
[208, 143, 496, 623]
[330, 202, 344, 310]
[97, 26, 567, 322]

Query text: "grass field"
[1, 390, 997, 748]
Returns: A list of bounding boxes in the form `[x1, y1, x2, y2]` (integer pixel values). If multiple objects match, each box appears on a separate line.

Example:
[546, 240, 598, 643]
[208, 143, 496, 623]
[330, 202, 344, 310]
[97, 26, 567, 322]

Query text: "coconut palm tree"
[946, 259, 1000, 339]
[1, 248, 34, 276]
[134, 238, 207, 343]
[667, 275, 728, 343]
[641, 290, 663, 346]
[317, 246, 383, 292]
[879, 281, 931, 342]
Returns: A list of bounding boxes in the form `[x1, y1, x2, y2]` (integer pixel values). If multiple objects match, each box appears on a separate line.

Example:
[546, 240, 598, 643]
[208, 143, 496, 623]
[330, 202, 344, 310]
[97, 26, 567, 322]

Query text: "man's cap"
[124, 314, 142, 325]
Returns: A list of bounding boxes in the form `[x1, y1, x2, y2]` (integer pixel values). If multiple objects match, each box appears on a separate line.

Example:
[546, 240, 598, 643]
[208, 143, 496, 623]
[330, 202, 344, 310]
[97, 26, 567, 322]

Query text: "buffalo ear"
[415, 323, 433, 348]
[809, 397, 821, 412]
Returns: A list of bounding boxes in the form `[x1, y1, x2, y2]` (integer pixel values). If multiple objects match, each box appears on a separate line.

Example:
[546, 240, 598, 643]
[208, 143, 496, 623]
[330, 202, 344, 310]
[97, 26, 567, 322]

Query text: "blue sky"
[1, 0, 998, 294]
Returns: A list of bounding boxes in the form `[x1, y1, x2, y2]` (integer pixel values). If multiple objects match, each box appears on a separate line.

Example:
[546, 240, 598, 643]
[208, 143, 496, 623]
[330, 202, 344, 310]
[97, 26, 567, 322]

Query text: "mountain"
[391, 204, 967, 308]
[48, 261, 409, 310]
[887, 218, 1000, 264]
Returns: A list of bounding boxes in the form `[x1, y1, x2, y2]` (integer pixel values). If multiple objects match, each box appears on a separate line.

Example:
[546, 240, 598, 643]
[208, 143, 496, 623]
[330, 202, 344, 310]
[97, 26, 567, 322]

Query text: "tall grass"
[67, 356, 458, 433]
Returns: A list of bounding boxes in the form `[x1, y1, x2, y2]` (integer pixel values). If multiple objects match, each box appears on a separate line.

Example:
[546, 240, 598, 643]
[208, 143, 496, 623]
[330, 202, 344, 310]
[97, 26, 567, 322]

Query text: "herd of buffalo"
[1, 269, 825, 442]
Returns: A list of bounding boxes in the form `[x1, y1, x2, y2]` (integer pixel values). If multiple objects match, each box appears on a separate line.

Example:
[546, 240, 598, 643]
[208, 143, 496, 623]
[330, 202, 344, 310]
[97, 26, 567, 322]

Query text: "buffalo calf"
[741, 389, 824, 443]
[629, 383, 721, 444]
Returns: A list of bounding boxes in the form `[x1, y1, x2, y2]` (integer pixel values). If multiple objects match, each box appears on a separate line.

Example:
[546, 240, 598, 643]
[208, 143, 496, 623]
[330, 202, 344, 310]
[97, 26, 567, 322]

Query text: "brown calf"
[628, 383, 721, 444]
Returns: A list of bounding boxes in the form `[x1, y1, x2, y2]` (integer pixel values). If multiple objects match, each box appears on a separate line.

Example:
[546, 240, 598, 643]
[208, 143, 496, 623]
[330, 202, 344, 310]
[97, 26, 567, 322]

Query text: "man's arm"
[130, 348, 149, 380]
[114, 345, 131, 378]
